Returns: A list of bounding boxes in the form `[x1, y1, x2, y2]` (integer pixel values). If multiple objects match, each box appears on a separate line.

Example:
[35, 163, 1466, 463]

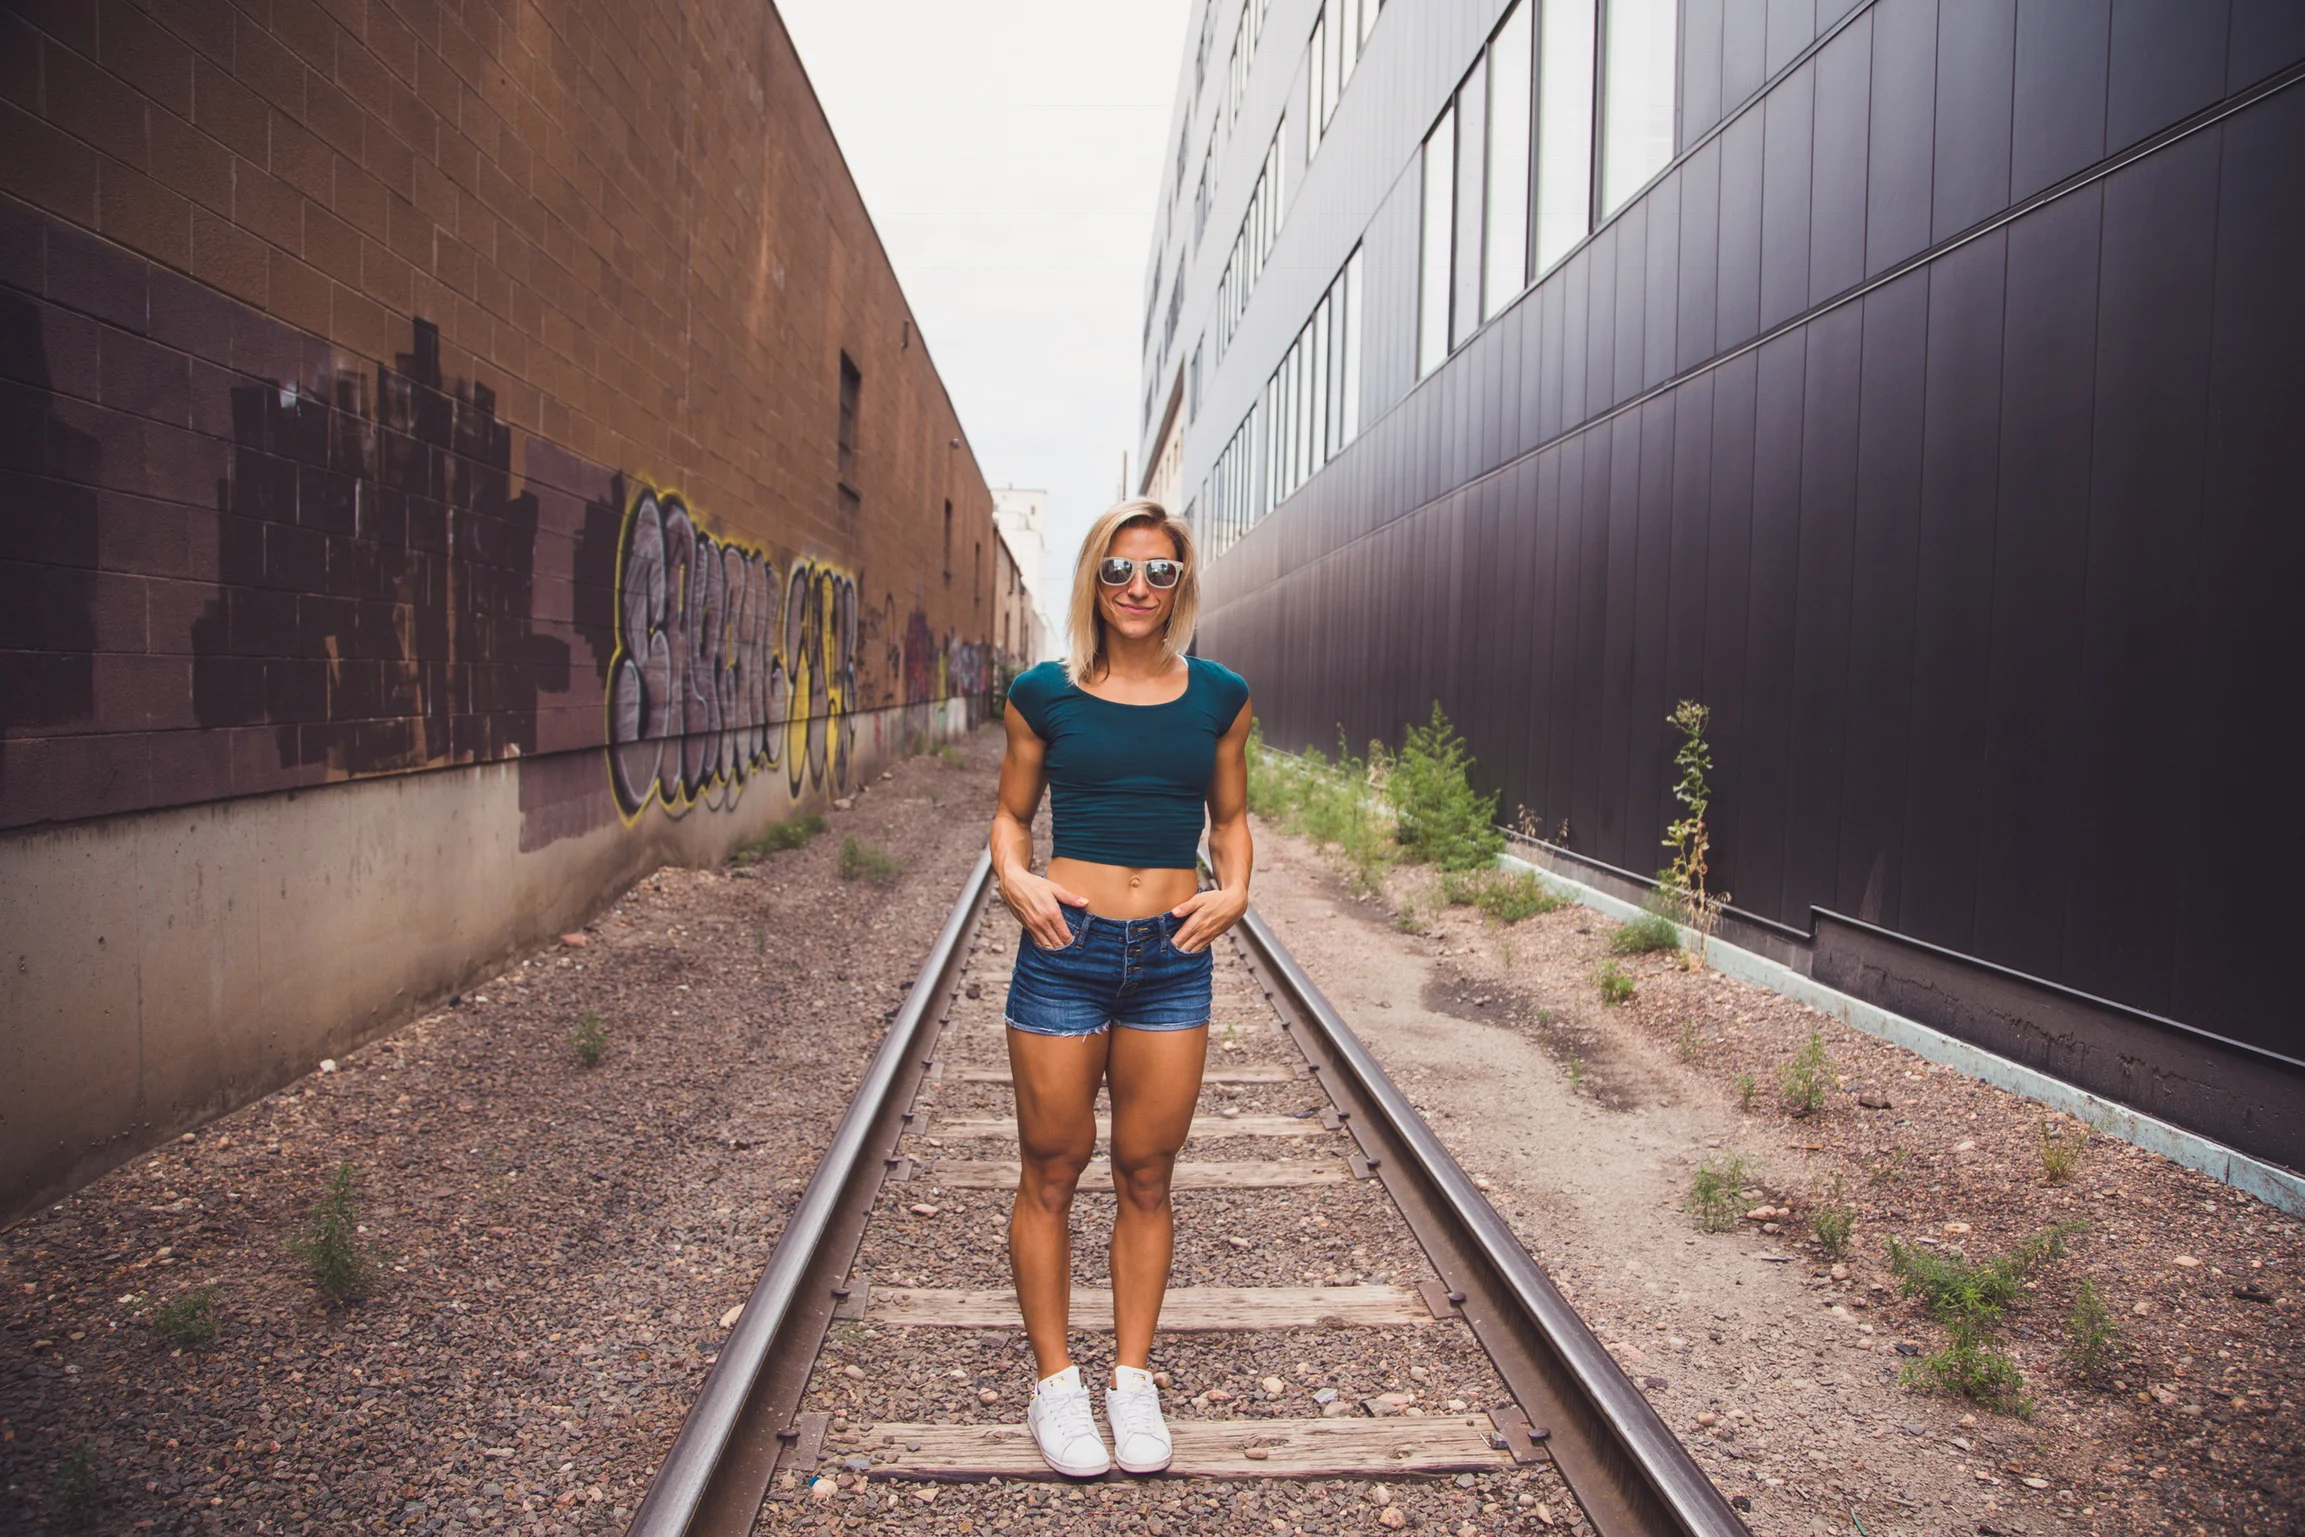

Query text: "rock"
[2233, 1284, 2274, 1303]
[1696, 1412, 1719, 1427]
[719, 1305, 744, 1329]
[559, 933, 589, 947]
[1379, 1507, 1408, 1529]
[1446, 1399, 1466, 1411]
[1409, 1366, 1431, 1383]
[1314, 1387, 1339, 1404]
[1262, 1376, 1286, 1396]
[965, 982, 982, 999]
[1366, 1484, 1395, 1505]
[1320, 1400, 1355, 1418]
[2172, 1255, 2200, 1269]
[1228, 1235, 1253, 1249]
[1857, 1093, 1892, 1109]
[319, 1059, 338, 1074]
[2132, 1299, 2152, 1315]
[1829, 1264, 1850, 1281]
[808, 1477, 835, 1499]
[2022, 1477, 2050, 1489]
[909, 1203, 941, 1217]
[1534, 1500, 1556, 1525]
[1942, 1222, 1972, 1235]
[1473, 1174, 1492, 1190]
[841, 1364, 867, 1380]
[834, 798, 854, 810]
[841, 1455, 872, 1473]
[1760, 1221, 1782, 1235]
[1243, 1446, 1269, 1461]
[1152, 1371, 1172, 1388]
[1642, 1376, 1670, 1390]
[977, 1388, 998, 1405]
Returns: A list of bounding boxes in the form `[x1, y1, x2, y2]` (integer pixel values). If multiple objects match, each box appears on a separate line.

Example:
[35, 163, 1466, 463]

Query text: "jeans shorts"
[1005, 906, 1214, 1037]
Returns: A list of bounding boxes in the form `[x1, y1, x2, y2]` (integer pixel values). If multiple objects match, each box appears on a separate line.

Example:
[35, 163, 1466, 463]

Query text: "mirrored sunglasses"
[1098, 556, 1184, 589]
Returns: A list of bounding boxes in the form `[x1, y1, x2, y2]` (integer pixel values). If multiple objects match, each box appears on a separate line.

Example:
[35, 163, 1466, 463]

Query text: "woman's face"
[1096, 522, 1182, 648]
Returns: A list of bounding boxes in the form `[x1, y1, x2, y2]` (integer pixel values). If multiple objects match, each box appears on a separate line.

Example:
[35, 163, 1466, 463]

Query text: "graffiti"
[605, 485, 859, 818]
[898, 610, 998, 711]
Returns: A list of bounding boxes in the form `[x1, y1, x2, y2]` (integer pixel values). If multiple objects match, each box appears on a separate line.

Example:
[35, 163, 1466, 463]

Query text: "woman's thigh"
[1006, 1026, 1108, 1162]
[1105, 1024, 1208, 1169]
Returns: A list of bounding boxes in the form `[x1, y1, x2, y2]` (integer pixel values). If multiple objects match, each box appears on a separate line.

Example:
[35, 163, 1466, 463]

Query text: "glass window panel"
[1534, 0, 1595, 274]
[1484, 0, 1533, 320]
[1601, 0, 1676, 214]
[1419, 103, 1456, 377]
[1342, 245, 1364, 442]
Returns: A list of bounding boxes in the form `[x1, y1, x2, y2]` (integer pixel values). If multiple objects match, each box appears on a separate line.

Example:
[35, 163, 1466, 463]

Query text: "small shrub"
[1736, 1072, 1757, 1110]
[1439, 868, 1565, 923]
[56, 1442, 97, 1522]
[1687, 1152, 1755, 1233]
[838, 835, 902, 885]
[2039, 1120, 2091, 1183]
[735, 812, 826, 863]
[571, 1008, 607, 1067]
[1813, 1177, 1855, 1257]
[1903, 1328, 2032, 1416]
[291, 1161, 377, 1303]
[2064, 1281, 2121, 1378]
[1887, 1224, 2079, 1330]
[1607, 908, 1682, 956]
[1564, 1053, 1586, 1092]
[1779, 1031, 1834, 1116]
[1387, 703, 1504, 871]
[1676, 1019, 1701, 1062]
[150, 1284, 221, 1349]
[1656, 700, 1729, 959]
[1593, 960, 1635, 1006]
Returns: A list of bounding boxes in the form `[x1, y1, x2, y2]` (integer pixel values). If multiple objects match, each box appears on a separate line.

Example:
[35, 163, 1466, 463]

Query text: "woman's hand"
[1001, 868, 1091, 951]
[1167, 885, 1248, 954]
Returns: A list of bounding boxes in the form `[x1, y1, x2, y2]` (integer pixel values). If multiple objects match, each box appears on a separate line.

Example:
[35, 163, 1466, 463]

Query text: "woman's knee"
[1109, 1149, 1178, 1212]
[1016, 1146, 1093, 1210]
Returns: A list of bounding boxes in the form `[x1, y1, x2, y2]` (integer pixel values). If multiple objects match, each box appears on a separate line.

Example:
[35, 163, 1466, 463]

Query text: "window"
[1226, 0, 1271, 125]
[1305, 0, 1376, 161]
[1214, 128, 1286, 358]
[1174, 118, 1190, 204]
[1600, 0, 1676, 215]
[1195, 0, 1217, 92]
[974, 540, 982, 609]
[1483, 0, 1534, 320]
[1194, 136, 1214, 241]
[1305, 8, 1329, 157]
[1188, 340, 1203, 423]
[1418, 104, 1456, 378]
[942, 500, 953, 581]
[837, 353, 861, 482]
[1143, 258, 1163, 350]
[1261, 244, 1363, 516]
[1534, 0, 1596, 275]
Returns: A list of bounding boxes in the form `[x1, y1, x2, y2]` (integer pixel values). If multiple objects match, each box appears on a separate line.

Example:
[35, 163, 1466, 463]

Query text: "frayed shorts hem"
[1003, 1015, 1210, 1039]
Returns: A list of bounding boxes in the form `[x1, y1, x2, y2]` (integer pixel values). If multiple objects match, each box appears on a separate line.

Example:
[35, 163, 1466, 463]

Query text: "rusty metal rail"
[625, 850, 993, 1537]
[1234, 904, 1749, 1537]
[627, 859, 1746, 1537]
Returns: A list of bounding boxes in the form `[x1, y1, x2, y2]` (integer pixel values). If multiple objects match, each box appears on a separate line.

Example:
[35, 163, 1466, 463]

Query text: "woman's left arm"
[1171, 698, 1256, 952]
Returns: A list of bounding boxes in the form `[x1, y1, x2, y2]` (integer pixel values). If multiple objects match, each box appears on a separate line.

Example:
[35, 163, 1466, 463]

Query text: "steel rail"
[625, 849, 994, 1537]
[1235, 902, 1751, 1537]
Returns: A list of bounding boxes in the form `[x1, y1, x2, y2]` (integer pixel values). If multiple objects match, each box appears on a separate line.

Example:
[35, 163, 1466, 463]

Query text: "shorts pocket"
[1027, 909, 1088, 954]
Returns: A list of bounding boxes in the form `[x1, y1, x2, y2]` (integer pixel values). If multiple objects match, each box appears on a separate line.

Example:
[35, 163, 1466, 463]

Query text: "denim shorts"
[1005, 906, 1214, 1037]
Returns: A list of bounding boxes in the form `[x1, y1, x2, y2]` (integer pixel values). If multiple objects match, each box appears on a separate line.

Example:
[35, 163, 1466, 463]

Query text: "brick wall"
[1, 0, 1004, 834]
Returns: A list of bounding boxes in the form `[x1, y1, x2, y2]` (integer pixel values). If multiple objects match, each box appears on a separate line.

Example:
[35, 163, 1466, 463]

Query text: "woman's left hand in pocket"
[1167, 887, 1249, 954]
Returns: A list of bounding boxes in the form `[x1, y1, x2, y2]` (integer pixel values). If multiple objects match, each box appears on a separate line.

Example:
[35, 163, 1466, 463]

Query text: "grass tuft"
[1885, 1222, 2086, 1415]
[1779, 1031, 1834, 1116]
[837, 835, 903, 886]
[1676, 1019, 1701, 1062]
[571, 1008, 607, 1067]
[1813, 1177, 1855, 1257]
[1903, 1330, 2032, 1417]
[291, 1161, 378, 1303]
[1607, 908, 1683, 956]
[1735, 1072, 1758, 1111]
[2063, 1280, 2121, 1379]
[1687, 1152, 1756, 1233]
[56, 1443, 97, 1524]
[149, 1284, 221, 1349]
[1438, 868, 1566, 923]
[1592, 960, 1635, 1006]
[734, 812, 826, 863]
[2039, 1120, 2091, 1183]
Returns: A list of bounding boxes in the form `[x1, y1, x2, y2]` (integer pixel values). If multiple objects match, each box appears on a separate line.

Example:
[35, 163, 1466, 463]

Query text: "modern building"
[1142, 1, 2305, 1164]
[0, 0, 1004, 1218]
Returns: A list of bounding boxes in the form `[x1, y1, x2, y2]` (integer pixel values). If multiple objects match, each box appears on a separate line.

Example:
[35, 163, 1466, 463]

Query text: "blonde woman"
[988, 499, 1253, 1476]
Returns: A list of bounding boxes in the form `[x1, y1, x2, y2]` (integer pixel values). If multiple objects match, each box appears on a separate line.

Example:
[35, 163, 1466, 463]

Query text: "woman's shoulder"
[1005, 660, 1072, 732]
[1187, 656, 1250, 714]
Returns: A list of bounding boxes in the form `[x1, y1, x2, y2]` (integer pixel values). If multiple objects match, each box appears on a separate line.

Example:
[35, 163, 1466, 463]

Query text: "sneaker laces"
[1106, 1367, 1166, 1447]
[1034, 1370, 1102, 1452]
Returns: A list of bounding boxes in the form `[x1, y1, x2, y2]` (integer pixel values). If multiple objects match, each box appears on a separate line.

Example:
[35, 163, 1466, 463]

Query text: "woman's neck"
[1095, 630, 1174, 683]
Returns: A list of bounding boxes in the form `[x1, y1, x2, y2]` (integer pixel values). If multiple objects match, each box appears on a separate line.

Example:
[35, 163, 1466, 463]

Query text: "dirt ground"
[1245, 815, 2304, 1537]
[0, 725, 1010, 1536]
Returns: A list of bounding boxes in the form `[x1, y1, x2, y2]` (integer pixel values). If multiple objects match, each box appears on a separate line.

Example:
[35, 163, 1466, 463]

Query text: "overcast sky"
[778, 0, 1192, 644]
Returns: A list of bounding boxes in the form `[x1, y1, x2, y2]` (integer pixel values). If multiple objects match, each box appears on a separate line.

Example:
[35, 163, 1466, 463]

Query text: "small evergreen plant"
[1386, 704, 1504, 871]
[292, 1161, 378, 1303]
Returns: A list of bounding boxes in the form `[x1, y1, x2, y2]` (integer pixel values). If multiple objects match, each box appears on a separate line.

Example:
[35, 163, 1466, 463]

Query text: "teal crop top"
[1005, 656, 1252, 870]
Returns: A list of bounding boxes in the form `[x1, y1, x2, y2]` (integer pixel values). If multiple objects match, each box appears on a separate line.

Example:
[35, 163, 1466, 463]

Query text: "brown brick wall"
[0, 0, 1002, 832]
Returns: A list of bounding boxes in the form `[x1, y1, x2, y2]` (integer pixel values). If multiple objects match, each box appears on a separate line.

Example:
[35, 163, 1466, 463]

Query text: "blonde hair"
[1063, 499, 1200, 684]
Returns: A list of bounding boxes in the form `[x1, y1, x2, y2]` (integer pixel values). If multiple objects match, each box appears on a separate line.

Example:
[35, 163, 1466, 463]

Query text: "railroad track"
[627, 851, 1748, 1537]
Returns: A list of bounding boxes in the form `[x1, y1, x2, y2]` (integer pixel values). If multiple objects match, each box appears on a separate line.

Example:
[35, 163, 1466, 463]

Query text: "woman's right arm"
[991, 705, 1087, 949]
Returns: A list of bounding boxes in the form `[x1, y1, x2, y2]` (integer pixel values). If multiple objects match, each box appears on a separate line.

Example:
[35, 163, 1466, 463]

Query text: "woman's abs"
[1048, 858, 1198, 919]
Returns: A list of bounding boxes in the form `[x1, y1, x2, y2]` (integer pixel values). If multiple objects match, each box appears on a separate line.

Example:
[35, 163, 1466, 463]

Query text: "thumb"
[1169, 891, 1206, 918]
[1051, 883, 1091, 907]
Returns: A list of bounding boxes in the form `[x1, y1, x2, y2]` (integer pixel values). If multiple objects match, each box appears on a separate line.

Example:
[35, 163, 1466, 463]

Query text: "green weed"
[838, 836, 902, 886]
[735, 812, 826, 863]
[1439, 868, 1566, 923]
[1868, 1149, 1907, 1184]
[1779, 1031, 1834, 1116]
[149, 1284, 220, 1348]
[56, 1442, 97, 1523]
[2039, 1120, 2091, 1183]
[1386, 703, 1504, 871]
[1903, 1329, 2032, 1417]
[2063, 1280, 2121, 1379]
[291, 1161, 377, 1303]
[1564, 1053, 1586, 1092]
[1687, 1152, 1756, 1233]
[571, 1008, 607, 1067]
[1593, 960, 1635, 1006]
[1676, 1019, 1701, 1062]
[1607, 908, 1683, 956]
[1656, 700, 1728, 952]
[1885, 1222, 2084, 1413]
[1736, 1072, 1758, 1110]
[1813, 1176, 1855, 1257]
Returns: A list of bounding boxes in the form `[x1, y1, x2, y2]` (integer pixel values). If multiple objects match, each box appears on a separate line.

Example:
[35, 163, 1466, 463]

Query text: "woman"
[988, 499, 1253, 1477]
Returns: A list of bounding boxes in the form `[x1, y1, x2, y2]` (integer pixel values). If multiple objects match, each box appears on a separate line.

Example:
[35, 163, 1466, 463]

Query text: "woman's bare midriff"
[1048, 858, 1199, 920]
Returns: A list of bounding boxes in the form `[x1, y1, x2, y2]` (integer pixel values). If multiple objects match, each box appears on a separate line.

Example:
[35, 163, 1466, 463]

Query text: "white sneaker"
[1104, 1365, 1173, 1474]
[1026, 1365, 1111, 1478]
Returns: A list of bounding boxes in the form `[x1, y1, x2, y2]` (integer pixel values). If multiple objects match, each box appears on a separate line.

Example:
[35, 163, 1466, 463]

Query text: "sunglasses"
[1098, 556, 1184, 589]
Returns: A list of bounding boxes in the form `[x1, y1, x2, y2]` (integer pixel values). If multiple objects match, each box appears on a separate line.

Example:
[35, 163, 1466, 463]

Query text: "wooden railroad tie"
[926, 1159, 1352, 1191]
[850, 1283, 1449, 1330]
[825, 1416, 1514, 1481]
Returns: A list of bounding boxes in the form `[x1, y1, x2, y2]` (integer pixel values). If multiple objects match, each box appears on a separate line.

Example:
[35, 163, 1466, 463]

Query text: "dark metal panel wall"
[1192, 0, 2304, 1057]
